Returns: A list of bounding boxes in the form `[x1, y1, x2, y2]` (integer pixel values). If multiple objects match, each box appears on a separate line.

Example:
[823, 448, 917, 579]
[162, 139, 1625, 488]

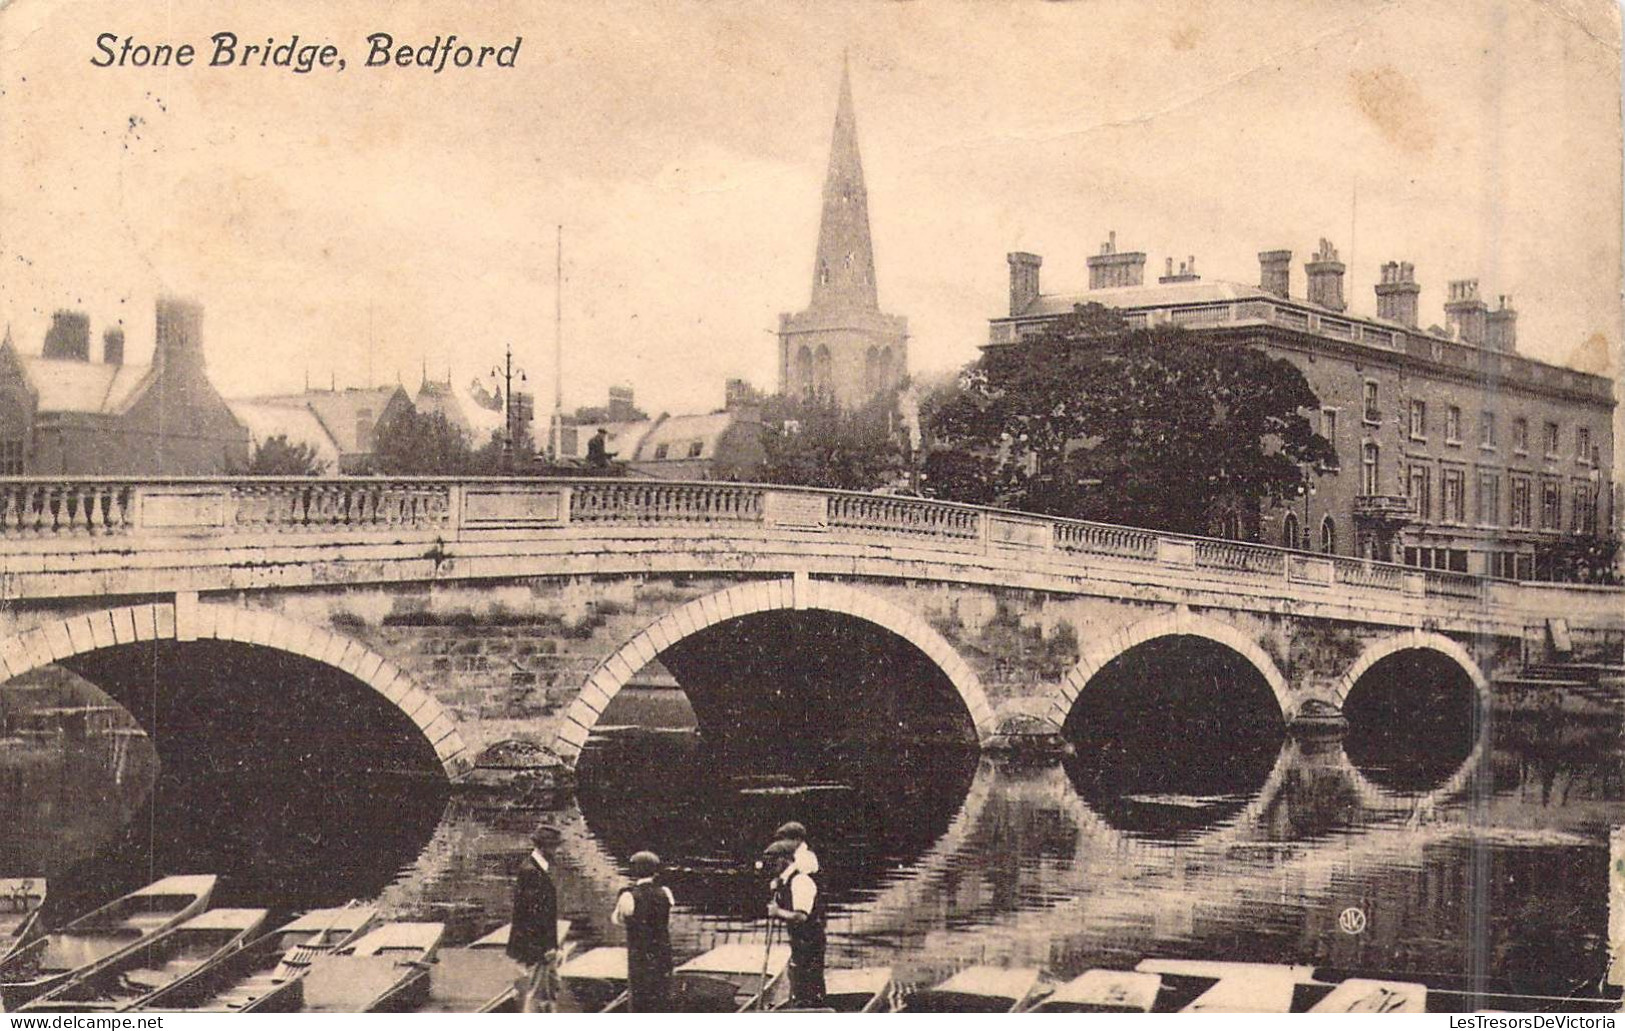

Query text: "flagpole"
[551, 225, 564, 461]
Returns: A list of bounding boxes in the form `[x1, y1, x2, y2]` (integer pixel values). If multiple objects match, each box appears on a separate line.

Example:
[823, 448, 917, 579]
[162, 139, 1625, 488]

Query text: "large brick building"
[777, 58, 908, 409]
[0, 298, 249, 475]
[987, 235, 1616, 579]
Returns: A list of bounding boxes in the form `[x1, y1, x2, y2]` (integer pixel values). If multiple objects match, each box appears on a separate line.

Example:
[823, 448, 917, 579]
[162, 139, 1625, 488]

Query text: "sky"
[0, 0, 1619, 427]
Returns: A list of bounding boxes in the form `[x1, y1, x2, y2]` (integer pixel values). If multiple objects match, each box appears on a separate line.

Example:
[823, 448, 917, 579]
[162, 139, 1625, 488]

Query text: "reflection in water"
[4, 679, 1620, 1001]
[576, 730, 978, 923]
[1060, 636, 1284, 838]
[1343, 651, 1481, 793]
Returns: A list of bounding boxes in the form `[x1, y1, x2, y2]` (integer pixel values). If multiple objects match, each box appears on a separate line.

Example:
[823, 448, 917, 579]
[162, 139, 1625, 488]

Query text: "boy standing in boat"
[765, 837, 826, 1008]
[612, 850, 674, 1012]
[508, 826, 560, 1013]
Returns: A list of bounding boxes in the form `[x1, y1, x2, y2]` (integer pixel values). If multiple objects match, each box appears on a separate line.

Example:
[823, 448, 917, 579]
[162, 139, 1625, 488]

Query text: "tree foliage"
[369, 407, 474, 475]
[924, 303, 1336, 535]
[758, 392, 909, 492]
[238, 434, 328, 476]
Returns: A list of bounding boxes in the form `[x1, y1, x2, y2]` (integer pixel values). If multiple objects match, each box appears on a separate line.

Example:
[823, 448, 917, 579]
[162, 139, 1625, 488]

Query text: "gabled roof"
[227, 401, 343, 469]
[414, 380, 505, 443]
[244, 386, 409, 455]
[14, 354, 153, 415]
[632, 412, 740, 462]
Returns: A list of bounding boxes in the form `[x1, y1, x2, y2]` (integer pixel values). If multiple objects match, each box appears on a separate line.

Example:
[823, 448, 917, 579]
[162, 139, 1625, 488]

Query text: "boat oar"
[756, 912, 777, 1011]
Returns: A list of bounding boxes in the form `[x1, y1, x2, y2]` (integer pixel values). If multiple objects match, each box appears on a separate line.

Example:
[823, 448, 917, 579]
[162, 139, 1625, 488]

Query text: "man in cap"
[765, 837, 826, 1007]
[508, 825, 561, 1012]
[769, 821, 819, 887]
[612, 850, 674, 1012]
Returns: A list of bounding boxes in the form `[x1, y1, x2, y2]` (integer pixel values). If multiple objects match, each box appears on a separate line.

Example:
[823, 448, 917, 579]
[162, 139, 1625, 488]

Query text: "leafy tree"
[369, 407, 474, 475]
[924, 303, 1336, 535]
[1534, 535, 1620, 584]
[759, 392, 909, 492]
[237, 434, 328, 476]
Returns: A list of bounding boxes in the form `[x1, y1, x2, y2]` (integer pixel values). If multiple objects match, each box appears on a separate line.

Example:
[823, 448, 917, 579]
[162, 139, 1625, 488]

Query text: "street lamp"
[490, 343, 528, 472]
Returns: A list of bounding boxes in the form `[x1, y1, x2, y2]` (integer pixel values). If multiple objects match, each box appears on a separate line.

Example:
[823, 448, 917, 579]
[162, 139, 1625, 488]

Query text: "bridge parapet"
[0, 476, 1613, 626]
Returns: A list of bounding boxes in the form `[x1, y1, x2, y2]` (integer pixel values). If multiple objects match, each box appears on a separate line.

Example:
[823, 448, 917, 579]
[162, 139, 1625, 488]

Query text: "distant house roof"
[415, 379, 506, 443]
[560, 419, 652, 461]
[631, 412, 738, 462]
[227, 401, 342, 470]
[10, 352, 154, 415]
[243, 385, 409, 456]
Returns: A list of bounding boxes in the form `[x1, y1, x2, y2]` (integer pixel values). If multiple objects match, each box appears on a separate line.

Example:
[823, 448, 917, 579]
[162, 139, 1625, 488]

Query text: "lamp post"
[491, 343, 528, 472]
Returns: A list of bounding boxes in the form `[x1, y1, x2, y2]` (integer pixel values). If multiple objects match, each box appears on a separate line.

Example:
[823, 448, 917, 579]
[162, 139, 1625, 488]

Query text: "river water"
[3, 694, 1620, 1002]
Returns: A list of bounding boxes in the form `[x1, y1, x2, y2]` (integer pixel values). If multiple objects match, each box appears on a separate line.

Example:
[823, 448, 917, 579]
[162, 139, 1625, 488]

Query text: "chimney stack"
[1087, 231, 1145, 289]
[1485, 294, 1517, 352]
[1305, 238, 1346, 312]
[1159, 255, 1200, 284]
[1258, 250, 1292, 298]
[1007, 251, 1042, 316]
[42, 310, 91, 361]
[101, 327, 125, 366]
[1374, 261, 1420, 327]
[153, 297, 206, 376]
[1443, 280, 1488, 347]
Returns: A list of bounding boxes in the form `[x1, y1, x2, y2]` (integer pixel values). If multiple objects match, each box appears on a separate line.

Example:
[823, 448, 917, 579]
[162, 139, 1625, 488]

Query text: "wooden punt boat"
[0, 875, 216, 1010]
[23, 909, 267, 1012]
[1136, 959, 1316, 1012]
[903, 965, 1046, 1013]
[668, 942, 791, 1012]
[242, 922, 444, 1013]
[775, 966, 896, 1012]
[1307, 978, 1428, 1013]
[130, 904, 379, 1012]
[556, 947, 630, 1013]
[0, 880, 46, 964]
[1026, 969, 1163, 1012]
[414, 920, 572, 1013]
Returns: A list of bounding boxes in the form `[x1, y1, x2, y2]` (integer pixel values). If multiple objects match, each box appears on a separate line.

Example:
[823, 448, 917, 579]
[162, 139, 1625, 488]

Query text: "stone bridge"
[0, 477, 1618, 781]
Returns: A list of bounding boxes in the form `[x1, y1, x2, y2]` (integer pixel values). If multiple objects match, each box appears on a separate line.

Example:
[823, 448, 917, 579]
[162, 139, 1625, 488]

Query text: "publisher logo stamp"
[1338, 906, 1367, 935]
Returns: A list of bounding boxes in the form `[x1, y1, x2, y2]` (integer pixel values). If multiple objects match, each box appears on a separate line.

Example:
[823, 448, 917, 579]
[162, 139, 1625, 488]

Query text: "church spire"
[808, 53, 879, 312]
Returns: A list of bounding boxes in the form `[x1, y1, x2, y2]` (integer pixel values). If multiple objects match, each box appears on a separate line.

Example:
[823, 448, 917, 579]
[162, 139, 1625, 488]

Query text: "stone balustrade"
[0, 475, 1563, 610]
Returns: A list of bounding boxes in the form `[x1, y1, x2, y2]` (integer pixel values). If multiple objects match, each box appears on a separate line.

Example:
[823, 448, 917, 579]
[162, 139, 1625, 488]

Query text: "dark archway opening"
[1343, 648, 1479, 793]
[577, 609, 980, 920]
[1061, 635, 1285, 837]
[2, 640, 449, 923]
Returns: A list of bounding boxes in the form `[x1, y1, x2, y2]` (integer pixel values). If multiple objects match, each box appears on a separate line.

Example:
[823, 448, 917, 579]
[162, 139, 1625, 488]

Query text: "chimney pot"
[102, 327, 125, 366]
[1007, 251, 1043, 316]
[1305, 239, 1347, 312]
[1258, 249, 1293, 298]
[42, 310, 91, 362]
[1443, 278, 1489, 347]
[1087, 234, 1144, 289]
[154, 296, 206, 375]
[1374, 259, 1421, 327]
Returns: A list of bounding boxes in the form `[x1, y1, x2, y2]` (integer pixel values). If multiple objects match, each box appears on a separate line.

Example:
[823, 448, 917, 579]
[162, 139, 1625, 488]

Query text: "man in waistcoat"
[611, 850, 674, 1012]
[765, 837, 826, 1007]
[508, 825, 561, 1013]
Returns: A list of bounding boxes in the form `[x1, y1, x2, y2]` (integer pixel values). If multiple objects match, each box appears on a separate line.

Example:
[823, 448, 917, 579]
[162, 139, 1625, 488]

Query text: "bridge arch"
[1046, 608, 1291, 728]
[1332, 629, 1489, 708]
[0, 602, 469, 779]
[552, 578, 995, 766]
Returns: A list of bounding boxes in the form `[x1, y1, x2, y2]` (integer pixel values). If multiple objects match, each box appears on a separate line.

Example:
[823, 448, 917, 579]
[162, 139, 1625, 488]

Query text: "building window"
[1362, 381, 1380, 424]
[653, 443, 669, 459]
[1407, 463, 1432, 521]
[1577, 427, 1591, 465]
[1573, 481, 1596, 535]
[1476, 472, 1500, 526]
[1445, 406, 1461, 444]
[1479, 412, 1496, 449]
[1510, 476, 1531, 529]
[1442, 468, 1465, 523]
[1361, 443, 1380, 495]
[1540, 480, 1561, 531]
[1320, 407, 1338, 448]
[1513, 416, 1529, 454]
[687, 441, 704, 458]
[1282, 511, 1300, 550]
[0, 437, 22, 475]
[1320, 515, 1336, 554]
[1543, 421, 1559, 458]
[1409, 400, 1427, 440]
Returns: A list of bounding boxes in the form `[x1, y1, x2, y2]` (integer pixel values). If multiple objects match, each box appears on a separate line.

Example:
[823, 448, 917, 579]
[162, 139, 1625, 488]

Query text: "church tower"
[777, 56, 908, 408]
